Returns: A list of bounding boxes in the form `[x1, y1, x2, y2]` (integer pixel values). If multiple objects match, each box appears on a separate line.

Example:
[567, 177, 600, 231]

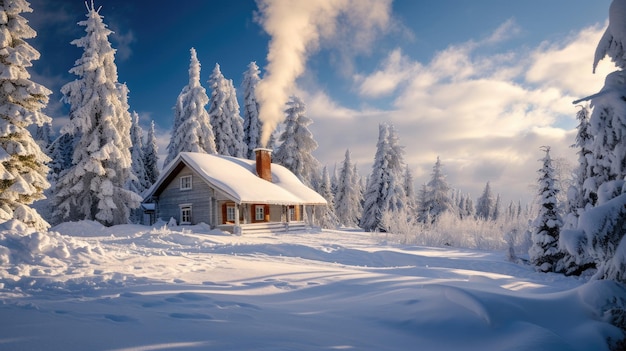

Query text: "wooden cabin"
[141, 149, 327, 234]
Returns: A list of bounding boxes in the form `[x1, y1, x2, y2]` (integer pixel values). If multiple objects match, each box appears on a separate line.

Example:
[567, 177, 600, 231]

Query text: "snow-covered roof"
[144, 152, 327, 206]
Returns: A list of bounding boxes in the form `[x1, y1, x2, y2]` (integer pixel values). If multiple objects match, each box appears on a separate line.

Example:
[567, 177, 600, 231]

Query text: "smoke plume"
[255, 0, 392, 147]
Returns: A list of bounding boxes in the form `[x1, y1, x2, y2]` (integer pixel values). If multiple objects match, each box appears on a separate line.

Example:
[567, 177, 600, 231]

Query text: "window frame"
[255, 205, 265, 221]
[180, 175, 192, 190]
[226, 205, 236, 222]
[180, 204, 192, 225]
[288, 206, 296, 221]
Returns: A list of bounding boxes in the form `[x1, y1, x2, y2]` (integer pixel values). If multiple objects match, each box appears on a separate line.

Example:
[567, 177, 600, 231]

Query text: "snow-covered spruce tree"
[476, 182, 494, 220]
[129, 112, 149, 193]
[208, 63, 246, 158]
[558, 105, 597, 276]
[142, 120, 159, 186]
[354, 163, 364, 217]
[492, 194, 501, 221]
[242, 61, 263, 159]
[51, 4, 141, 226]
[34, 121, 52, 149]
[466, 196, 475, 218]
[0, 0, 52, 230]
[335, 149, 361, 227]
[316, 166, 339, 228]
[128, 112, 148, 223]
[568, 105, 594, 220]
[403, 165, 417, 213]
[417, 183, 429, 222]
[47, 133, 74, 183]
[529, 146, 564, 273]
[558, 0, 626, 282]
[165, 48, 216, 166]
[273, 95, 321, 187]
[360, 123, 406, 232]
[423, 157, 454, 222]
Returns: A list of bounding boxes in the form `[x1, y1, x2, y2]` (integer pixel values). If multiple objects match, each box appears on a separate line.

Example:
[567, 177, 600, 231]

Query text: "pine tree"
[273, 95, 320, 187]
[165, 48, 215, 166]
[316, 166, 338, 228]
[335, 149, 361, 227]
[360, 123, 406, 232]
[417, 183, 429, 222]
[129, 112, 149, 194]
[34, 122, 52, 149]
[47, 133, 74, 183]
[143, 120, 159, 186]
[529, 147, 563, 273]
[572, 105, 595, 211]
[466, 196, 475, 218]
[423, 157, 453, 221]
[242, 61, 262, 159]
[0, 0, 52, 230]
[51, 4, 141, 226]
[208, 63, 246, 157]
[476, 182, 494, 220]
[128, 112, 148, 223]
[403, 165, 417, 213]
[559, 0, 626, 281]
[492, 194, 501, 221]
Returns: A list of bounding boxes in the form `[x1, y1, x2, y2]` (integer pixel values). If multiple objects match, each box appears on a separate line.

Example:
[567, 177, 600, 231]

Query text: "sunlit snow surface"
[0, 220, 622, 350]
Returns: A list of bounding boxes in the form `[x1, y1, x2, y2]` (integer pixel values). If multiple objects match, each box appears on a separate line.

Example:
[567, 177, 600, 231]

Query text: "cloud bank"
[303, 20, 614, 203]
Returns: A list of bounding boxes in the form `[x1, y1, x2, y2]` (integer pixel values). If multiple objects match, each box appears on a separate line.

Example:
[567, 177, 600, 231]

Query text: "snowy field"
[0, 221, 622, 351]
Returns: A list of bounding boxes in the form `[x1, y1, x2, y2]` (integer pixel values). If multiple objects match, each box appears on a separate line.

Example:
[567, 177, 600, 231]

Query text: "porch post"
[234, 204, 241, 235]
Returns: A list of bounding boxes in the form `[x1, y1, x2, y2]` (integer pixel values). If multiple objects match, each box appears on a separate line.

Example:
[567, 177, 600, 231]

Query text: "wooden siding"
[156, 166, 213, 225]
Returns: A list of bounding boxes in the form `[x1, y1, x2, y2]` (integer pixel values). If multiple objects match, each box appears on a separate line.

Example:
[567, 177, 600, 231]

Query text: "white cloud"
[526, 22, 613, 98]
[484, 18, 521, 45]
[304, 20, 609, 204]
[355, 48, 420, 97]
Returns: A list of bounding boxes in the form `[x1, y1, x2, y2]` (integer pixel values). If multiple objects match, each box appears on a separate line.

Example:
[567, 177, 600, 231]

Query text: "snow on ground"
[0, 220, 623, 350]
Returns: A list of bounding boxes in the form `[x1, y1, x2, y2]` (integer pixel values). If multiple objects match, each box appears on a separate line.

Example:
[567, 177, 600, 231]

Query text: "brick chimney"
[254, 148, 272, 182]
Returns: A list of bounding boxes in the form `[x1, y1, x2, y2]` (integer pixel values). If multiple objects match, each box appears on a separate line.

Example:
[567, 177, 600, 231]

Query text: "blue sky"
[26, 0, 614, 204]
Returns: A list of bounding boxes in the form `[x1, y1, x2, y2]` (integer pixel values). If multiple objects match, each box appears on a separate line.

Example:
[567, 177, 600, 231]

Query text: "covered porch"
[217, 201, 314, 235]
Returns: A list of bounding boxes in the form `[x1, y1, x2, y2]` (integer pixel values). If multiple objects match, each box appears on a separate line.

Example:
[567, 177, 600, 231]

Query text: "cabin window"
[226, 205, 236, 222]
[288, 206, 296, 221]
[255, 205, 265, 221]
[180, 205, 192, 224]
[180, 175, 192, 190]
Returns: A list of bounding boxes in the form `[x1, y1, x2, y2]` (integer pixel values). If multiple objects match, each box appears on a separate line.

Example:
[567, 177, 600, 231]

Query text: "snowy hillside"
[0, 221, 621, 350]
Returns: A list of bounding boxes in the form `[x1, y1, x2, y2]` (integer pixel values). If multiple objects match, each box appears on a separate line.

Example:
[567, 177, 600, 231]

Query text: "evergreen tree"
[492, 194, 501, 221]
[466, 196, 475, 218]
[47, 133, 74, 183]
[316, 166, 339, 228]
[273, 95, 320, 187]
[423, 157, 453, 221]
[360, 123, 406, 232]
[143, 120, 159, 186]
[242, 61, 262, 159]
[208, 63, 246, 157]
[165, 48, 215, 166]
[51, 4, 141, 226]
[0, 0, 52, 230]
[476, 182, 494, 220]
[571, 105, 595, 212]
[560, 0, 626, 281]
[129, 112, 149, 194]
[403, 165, 417, 213]
[559, 106, 597, 275]
[417, 183, 429, 222]
[529, 147, 564, 273]
[128, 112, 148, 223]
[335, 149, 361, 227]
[34, 122, 52, 149]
